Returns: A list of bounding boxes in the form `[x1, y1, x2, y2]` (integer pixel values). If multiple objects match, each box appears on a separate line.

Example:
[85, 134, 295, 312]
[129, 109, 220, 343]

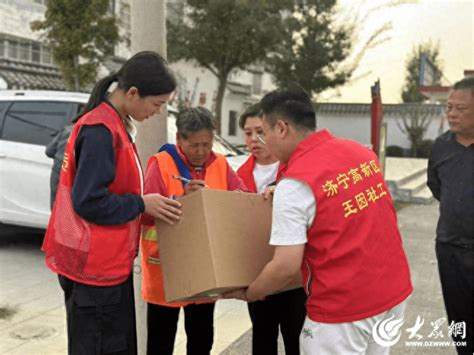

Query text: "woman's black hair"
[238, 103, 262, 130]
[73, 51, 177, 122]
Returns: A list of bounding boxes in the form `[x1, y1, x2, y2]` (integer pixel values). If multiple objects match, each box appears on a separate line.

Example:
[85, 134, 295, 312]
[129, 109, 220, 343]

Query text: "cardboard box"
[156, 189, 276, 303]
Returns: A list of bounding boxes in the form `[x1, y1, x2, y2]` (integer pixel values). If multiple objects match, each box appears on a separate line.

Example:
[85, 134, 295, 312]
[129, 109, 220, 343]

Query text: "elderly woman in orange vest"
[237, 103, 307, 355]
[141, 107, 247, 355]
[41, 51, 180, 355]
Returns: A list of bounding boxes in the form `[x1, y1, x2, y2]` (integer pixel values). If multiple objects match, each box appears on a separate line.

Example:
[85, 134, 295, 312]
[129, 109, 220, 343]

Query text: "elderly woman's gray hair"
[176, 107, 216, 139]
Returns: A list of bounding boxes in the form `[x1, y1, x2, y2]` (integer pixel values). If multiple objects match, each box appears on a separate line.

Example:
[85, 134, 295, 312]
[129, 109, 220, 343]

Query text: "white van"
[0, 90, 247, 229]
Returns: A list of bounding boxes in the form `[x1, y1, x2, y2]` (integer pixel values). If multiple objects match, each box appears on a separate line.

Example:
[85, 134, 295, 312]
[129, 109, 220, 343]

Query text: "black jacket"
[45, 124, 73, 209]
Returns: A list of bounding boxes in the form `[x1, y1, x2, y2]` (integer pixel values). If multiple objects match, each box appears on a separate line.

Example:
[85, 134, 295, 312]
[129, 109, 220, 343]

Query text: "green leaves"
[31, 0, 119, 91]
[168, 0, 353, 105]
[167, 0, 284, 131]
[266, 0, 351, 97]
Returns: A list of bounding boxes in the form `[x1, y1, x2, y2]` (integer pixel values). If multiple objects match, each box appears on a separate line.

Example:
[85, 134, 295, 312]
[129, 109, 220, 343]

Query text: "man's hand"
[143, 193, 182, 225]
[262, 185, 276, 200]
[184, 180, 207, 195]
[221, 288, 265, 302]
[221, 288, 248, 301]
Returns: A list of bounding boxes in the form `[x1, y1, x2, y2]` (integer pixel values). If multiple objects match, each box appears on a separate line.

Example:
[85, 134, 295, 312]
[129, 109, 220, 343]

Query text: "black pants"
[146, 302, 215, 355]
[436, 242, 474, 355]
[58, 274, 137, 355]
[247, 288, 306, 355]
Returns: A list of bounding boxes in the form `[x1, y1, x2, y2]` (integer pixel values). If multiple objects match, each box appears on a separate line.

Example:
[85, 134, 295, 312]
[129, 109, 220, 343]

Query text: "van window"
[2, 101, 72, 146]
[0, 102, 10, 132]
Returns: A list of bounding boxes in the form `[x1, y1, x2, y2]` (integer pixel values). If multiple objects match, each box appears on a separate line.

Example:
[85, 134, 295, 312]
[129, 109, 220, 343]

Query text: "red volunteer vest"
[42, 102, 142, 286]
[237, 154, 285, 193]
[284, 129, 412, 323]
[141, 150, 228, 306]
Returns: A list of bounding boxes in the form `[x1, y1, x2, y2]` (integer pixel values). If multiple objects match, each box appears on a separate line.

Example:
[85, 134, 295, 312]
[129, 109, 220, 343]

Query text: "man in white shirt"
[225, 87, 412, 355]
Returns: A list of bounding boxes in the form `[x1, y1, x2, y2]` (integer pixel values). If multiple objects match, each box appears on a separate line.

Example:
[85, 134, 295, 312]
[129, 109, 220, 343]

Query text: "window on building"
[0, 35, 53, 66]
[2, 102, 72, 146]
[32, 43, 41, 63]
[7, 40, 18, 59]
[120, 1, 131, 33]
[108, 0, 116, 15]
[228, 110, 238, 136]
[19, 42, 31, 61]
[41, 46, 53, 65]
[252, 72, 262, 95]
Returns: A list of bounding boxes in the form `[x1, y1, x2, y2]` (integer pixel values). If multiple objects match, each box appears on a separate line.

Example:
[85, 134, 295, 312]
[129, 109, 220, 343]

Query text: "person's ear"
[277, 120, 289, 136]
[126, 86, 140, 99]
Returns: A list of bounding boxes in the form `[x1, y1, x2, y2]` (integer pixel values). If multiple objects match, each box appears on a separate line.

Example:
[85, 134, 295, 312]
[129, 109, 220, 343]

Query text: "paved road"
[0, 225, 251, 354]
[0, 202, 461, 354]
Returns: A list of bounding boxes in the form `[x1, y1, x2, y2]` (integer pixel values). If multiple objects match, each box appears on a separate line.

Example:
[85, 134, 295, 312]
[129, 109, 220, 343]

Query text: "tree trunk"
[215, 75, 227, 135]
[73, 55, 80, 91]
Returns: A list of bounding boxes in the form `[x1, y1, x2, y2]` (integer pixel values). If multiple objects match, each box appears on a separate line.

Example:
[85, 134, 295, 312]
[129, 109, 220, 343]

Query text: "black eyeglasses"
[256, 121, 289, 144]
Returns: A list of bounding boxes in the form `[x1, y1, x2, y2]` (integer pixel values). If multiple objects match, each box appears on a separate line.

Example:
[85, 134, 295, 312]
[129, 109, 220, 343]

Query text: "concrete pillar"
[130, 1, 168, 354]
[131, 0, 169, 164]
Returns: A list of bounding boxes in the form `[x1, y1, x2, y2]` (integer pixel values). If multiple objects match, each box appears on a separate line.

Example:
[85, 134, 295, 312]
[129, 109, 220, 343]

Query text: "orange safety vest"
[141, 150, 228, 306]
[42, 102, 143, 286]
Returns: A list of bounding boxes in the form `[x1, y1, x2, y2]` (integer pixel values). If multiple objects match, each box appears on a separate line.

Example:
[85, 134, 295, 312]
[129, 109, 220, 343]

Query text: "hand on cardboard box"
[261, 185, 276, 200]
[143, 193, 182, 225]
[221, 288, 265, 302]
[184, 179, 208, 195]
[221, 288, 248, 301]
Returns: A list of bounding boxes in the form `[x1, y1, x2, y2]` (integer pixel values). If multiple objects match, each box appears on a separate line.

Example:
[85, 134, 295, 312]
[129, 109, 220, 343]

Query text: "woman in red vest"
[42, 51, 181, 355]
[141, 107, 246, 355]
[237, 103, 306, 355]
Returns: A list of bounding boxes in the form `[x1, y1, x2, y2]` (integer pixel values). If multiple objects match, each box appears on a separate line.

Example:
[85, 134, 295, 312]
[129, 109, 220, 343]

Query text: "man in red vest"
[225, 87, 413, 354]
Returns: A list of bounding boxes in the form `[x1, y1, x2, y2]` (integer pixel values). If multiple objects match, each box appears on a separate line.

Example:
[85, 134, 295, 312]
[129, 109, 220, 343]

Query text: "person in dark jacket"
[45, 124, 73, 209]
[427, 76, 474, 355]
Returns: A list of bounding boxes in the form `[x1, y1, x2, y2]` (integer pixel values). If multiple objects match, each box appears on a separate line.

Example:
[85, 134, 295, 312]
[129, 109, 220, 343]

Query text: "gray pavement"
[0, 202, 460, 354]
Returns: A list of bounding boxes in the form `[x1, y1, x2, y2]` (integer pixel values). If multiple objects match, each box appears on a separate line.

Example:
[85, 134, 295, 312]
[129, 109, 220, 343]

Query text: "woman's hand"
[184, 180, 207, 195]
[143, 193, 182, 225]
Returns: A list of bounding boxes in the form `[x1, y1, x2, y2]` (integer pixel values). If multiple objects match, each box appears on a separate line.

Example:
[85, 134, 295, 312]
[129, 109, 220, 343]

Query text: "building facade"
[0, 0, 452, 149]
[169, 60, 275, 145]
[0, 0, 275, 144]
[0, 0, 130, 90]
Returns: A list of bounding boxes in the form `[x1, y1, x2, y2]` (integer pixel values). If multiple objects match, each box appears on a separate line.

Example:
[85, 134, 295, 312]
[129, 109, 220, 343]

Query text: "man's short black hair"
[260, 86, 316, 130]
[239, 103, 261, 130]
[453, 76, 474, 96]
